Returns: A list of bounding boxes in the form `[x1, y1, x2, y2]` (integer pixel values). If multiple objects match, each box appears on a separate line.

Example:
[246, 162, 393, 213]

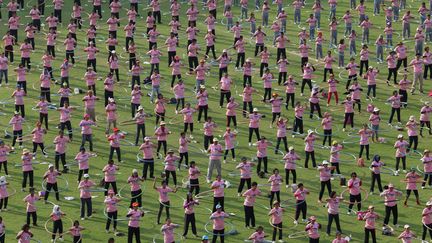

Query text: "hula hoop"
[280, 198, 306, 208]
[204, 220, 236, 236]
[118, 184, 145, 199]
[288, 231, 308, 239]
[120, 139, 136, 147]
[268, 214, 298, 231]
[159, 193, 186, 208]
[339, 204, 358, 215]
[84, 187, 107, 193]
[30, 239, 42, 243]
[4, 124, 32, 137]
[181, 176, 205, 188]
[103, 204, 131, 221]
[342, 136, 358, 144]
[44, 216, 74, 236]
[340, 188, 369, 204]
[152, 232, 183, 243]
[407, 150, 422, 158]
[314, 125, 340, 136]
[194, 190, 214, 199]
[5, 186, 17, 197]
[416, 165, 424, 174]
[41, 177, 69, 192]
[339, 152, 357, 163]
[369, 166, 398, 176]
[14, 161, 50, 167]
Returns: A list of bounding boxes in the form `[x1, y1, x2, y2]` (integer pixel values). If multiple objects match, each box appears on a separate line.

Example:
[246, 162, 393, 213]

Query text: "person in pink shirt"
[305, 216, 321, 242]
[23, 187, 40, 226]
[309, 87, 323, 119]
[102, 159, 119, 196]
[12, 84, 26, 118]
[79, 114, 95, 152]
[2, 31, 15, 62]
[0, 141, 11, 176]
[9, 111, 24, 149]
[104, 72, 115, 107]
[154, 93, 169, 125]
[421, 201, 432, 241]
[153, 178, 177, 224]
[105, 97, 118, 134]
[256, 137, 271, 175]
[346, 172, 362, 214]
[187, 161, 200, 195]
[268, 200, 284, 242]
[222, 127, 236, 163]
[187, 39, 200, 74]
[164, 149, 180, 186]
[348, 80, 362, 112]
[358, 124, 371, 160]
[261, 68, 274, 101]
[161, 218, 180, 243]
[341, 95, 355, 131]
[364, 66, 379, 99]
[21, 149, 34, 191]
[274, 117, 289, 153]
[242, 181, 260, 228]
[248, 226, 265, 243]
[332, 231, 349, 243]
[69, 220, 85, 243]
[0, 52, 9, 86]
[403, 168, 421, 206]
[53, 130, 70, 172]
[363, 205, 379, 243]
[419, 102, 432, 136]
[57, 82, 72, 108]
[126, 202, 145, 243]
[304, 130, 317, 168]
[178, 103, 196, 136]
[209, 203, 229, 242]
[139, 137, 156, 179]
[104, 189, 120, 233]
[155, 121, 170, 157]
[64, 34, 76, 64]
[20, 39, 32, 69]
[294, 183, 310, 223]
[74, 147, 92, 182]
[268, 168, 283, 207]
[14, 64, 28, 93]
[301, 63, 316, 96]
[43, 164, 61, 202]
[318, 161, 335, 202]
[387, 90, 402, 124]
[325, 191, 343, 235]
[321, 112, 333, 146]
[182, 192, 199, 238]
[108, 52, 120, 82]
[82, 90, 99, 121]
[170, 56, 182, 88]
[0, 176, 9, 211]
[16, 224, 34, 243]
[406, 116, 419, 152]
[49, 205, 66, 241]
[177, 133, 190, 168]
[269, 93, 283, 126]
[219, 72, 233, 108]
[84, 42, 99, 72]
[235, 157, 255, 194]
[127, 169, 143, 207]
[107, 127, 124, 163]
[381, 183, 403, 228]
[234, 35, 245, 69]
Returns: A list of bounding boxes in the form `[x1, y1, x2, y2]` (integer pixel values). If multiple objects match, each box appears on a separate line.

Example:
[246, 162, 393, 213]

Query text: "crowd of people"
[0, 0, 431, 242]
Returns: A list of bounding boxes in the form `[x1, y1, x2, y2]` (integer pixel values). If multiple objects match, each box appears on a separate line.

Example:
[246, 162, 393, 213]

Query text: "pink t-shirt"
[79, 180, 95, 198]
[269, 207, 283, 224]
[127, 209, 143, 228]
[75, 152, 90, 170]
[212, 180, 225, 197]
[348, 178, 361, 195]
[157, 186, 173, 202]
[103, 164, 118, 182]
[268, 174, 282, 192]
[243, 188, 261, 206]
[211, 211, 229, 230]
[24, 194, 40, 212]
[54, 136, 69, 154]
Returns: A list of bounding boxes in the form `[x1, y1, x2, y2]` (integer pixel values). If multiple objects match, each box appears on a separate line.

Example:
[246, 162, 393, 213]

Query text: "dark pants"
[109, 146, 121, 162]
[127, 226, 140, 243]
[165, 170, 177, 186]
[157, 201, 170, 224]
[272, 222, 282, 241]
[285, 169, 297, 184]
[243, 102, 253, 117]
[327, 213, 341, 234]
[295, 200, 307, 220]
[269, 191, 280, 208]
[0, 197, 8, 210]
[104, 181, 117, 196]
[305, 151, 316, 168]
[39, 113, 48, 129]
[44, 183, 59, 201]
[0, 161, 7, 175]
[77, 169, 89, 182]
[212, 229, 225, 243]
[257, 157, 268, 173]
[81, 134, 93, 151]
[130, 189, 142, 208]
[189, 178, 200, 195]
[59, 120, 73, 139]
[183, 213, 197, 236]
[219, 90, 231, 107]
[319, 180, 332, 200]
[422, 223, 432, 240]
[364, 228, 376, 243]
[293, 117, 304, 134]
[389, 108, 401, 123]
[275, 137, 288, 153]
[343, 113, 354, 128]
[52, 220, 63, 240]
[238, 178, 251, 193]
[80, 197, 92, 218]
[408, 136, 418, 151]
[359, 145, 370, 160]
[310, 103, 322, 118]
[135, 124, 145, 145]
[142, 161, 154, 179]
[387, 68, 397, 84]
[370, 173, 383, 192]
[322, 129, 332, 146]
[26, 211, 37, 225]
[106, 211, 118, 231]
[22, 171, 34, 188]
[383, 205, 398, 225]
[301, 79, 312, 93]
[179, 152, 189, 168]
[248, 128, 260, 143]
[244, 206, 255, 227]
[197, 105, 208, 122]
[395, 156, 407, 170]
[286, 93, 295, 108]
[349, 194, 362, 212]
[12, 130, 23, 147]
[55, 153, 67, 171]
[204, 135, 213, 150]
[205, 45, 216, 59]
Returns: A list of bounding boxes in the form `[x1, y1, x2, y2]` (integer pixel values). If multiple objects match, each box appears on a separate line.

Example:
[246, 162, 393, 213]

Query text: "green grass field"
[0, 0, 431, 242]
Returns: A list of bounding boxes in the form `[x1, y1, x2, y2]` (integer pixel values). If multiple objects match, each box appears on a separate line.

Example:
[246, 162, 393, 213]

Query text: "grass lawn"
[0, 0, 431, 242]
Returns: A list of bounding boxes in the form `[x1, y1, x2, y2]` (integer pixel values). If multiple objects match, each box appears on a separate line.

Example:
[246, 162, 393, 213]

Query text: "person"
[127, 169, 144, 207]
[16, 224, 33, 242]
[74, 147, 92, 183]
[422, 201, 432, 241]
[188, 161, 201, 195]
[210, 204, 229, 243]
[421, 150, 432, 189]
[222, 128, 236, 163]
[104, 189, 120, 233]
[139, 137, 156, 180]
[103, 159, 119, 195]
[370, 155, 384, 194]
[363, 205, 378, 243]
[21, 149, 34, 192]
[420, 102, 432, 136]
[43, 164, 61, 202]
[394, 134, 409, 172]
[9, 111, 24, 150]
[358, 124, 371, 160]
[406, 116, 419, 152]
[154, 179, 177, 224]
[226, 98, 238, 129]
[248, 226, 265, 243]
[0, 217, 4, 243]
[403, 168, 421, 206]
[304, 130, 317, 168]
[388, 90, 402, 124]
[0, 141, 10, 176]
[243, 182, 260, 229]
[183, 193, 199, 238]
[207, 138, 223, 183]
[318, 160, 335, 202]
[53, 130, 70, 173]
[23, 187, 40, 226]
[294, 183, 309, 224]
[269, 200, 284, 242]
[105, 98, 118, 135]
[380, 184, 403, 228]
[164, 149, 180, 186]
[321, 112, 333, 147]
[161, 218, 180, 243]
[126, 202, 145, 243]
[178, 104, 196, 138]
[211, 175, 226, 212]
[256, 137, 271, 174]
[236, 157, 255, 196]
[12, 84, 26, 118]
[306, 216, 321, 243]
[326, 191, 343, 235]
[329, 141, 343, 174]
[50, 205, 66, 241]
[79, 114, 96, 152]
[398, 224, 416, 242]
[341, 96, 355, 131]
[348, 172, 362, 214]
[31, 122, 47, 159]
[369, 108, 381, 142]
[332, 231, 349, 243]
[0, 177, 8, 211]
[155, 121, 170, 157]
[69, 220, 85, 243]
[78, 174, 95, 220]
[248, 108, 263, 146]
[107, 128, 124, 163]
[201, 235, 209, 243]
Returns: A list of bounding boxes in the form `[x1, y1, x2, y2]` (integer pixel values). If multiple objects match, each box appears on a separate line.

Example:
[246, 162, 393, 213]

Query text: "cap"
[272, 200, 280, 205]
[200, 85, 206, 89]
[222, 49, 227, 52]
[373, 108, 380, 112]
[409, 115, 415, 121]
[426, 201, 432, 206]
[215, 203, 222, 209]
[302, 27, 306, 31]
[388, 183, 394, 188]
[397, 134, 403, 139]
[253, 108, 258, 112]
[308, 129, 314, 134]
[62, 82, 68, 87]
[144, 137, 151, 141]
[22, 148, 30, 154]
[113, 127, 120, 132]
[48, 164, 54, 169]
[132, 169, 138, 173]
[368, 66, 373, 69]
[246, 58, 251, 62]
[202, 235, 209, 240]
[332, 141, 338, 146]
[14, 111, 19, 115]
[306, 63, 311, 68]
[322, 160, 329, 165]
[132, 202, 139, 207]
[288, 146, 294, 151]
[368, 205, 374, 209]
[213, 138, 218, 142]
[83, 174, 90, 178]
[108, 97, 115, 103]
[167, 149, 174, 153]
[137, 106, 143, 112]
[111, 50, 116, 54]
[404, 224, 410, 229]
[160, 121, 166, 126]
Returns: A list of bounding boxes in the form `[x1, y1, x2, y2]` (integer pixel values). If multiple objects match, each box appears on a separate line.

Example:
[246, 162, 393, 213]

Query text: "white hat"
[288, 146, 294, 151]
[222, 49, 227, 52]
[137, 106, 143, 112]
[246, 58, 251, 62]
[48, 164, 54, 169]
[404, 224, 410, 229]
[132, 169, 138, 173]
[397, 134, 403, 139]
[388, 183, 394, 188]
[213, 138, 219, 142]
[108, 97, 115, 103]
[409, 115, 415, 121]
[322, 160, 329, 165]
[144, 137, 151, 141]
[253, 108, 258, 112]
[200, 85, 206, 89]
[373, 108, 380, 112]
[215, 203, 222, 209]
[308, 129, 314, 134]
[306, 63, 311, 68]
[368, 66, 373, 69]
[302, 27, 306, 31]
[0, 176, 6, 185]
[425, 101, 430, 105]
[160, 121, 166, 125]
[83, 174, 90, 178]
[111, 50, 116, 54]
[426, 201, 432, 206]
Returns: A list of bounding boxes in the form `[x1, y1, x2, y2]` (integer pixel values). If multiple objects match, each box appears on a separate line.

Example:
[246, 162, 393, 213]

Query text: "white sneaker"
[248, 142, 252, 147]
[58, 238, 64, 242]
[237, 193, 241, 197]
[302, 218, 308, 222]
[286, 185, 290, 188]
[206, 179, 211, 183]
[402, 170, 407, 173]
[422, 186, 425, 189]
[223, 160, 227, 164]
[278, 240, 284, 243]
[293, 220, 298, 225]
[81, 218, 85, 220]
